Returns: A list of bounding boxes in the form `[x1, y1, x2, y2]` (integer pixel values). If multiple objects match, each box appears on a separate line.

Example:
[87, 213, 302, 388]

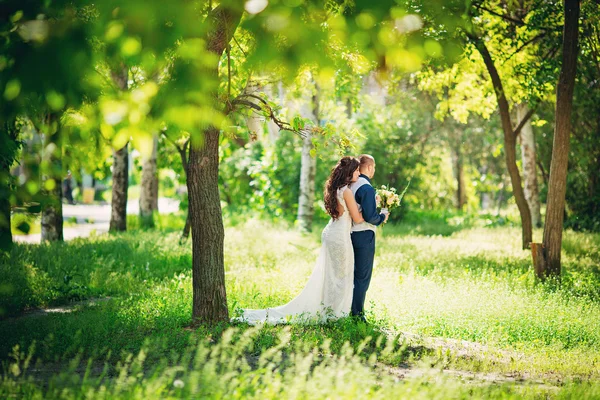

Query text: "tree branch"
[537, 159, 549, 185]
[513, 106, 536, 138]
[472, 2, 525, 26]
[504, 31, 548, 62]
[228, 92, 315, 140]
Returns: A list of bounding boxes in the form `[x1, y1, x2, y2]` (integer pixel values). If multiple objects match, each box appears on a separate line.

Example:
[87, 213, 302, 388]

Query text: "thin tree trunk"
[517, 103, 542, 228]
[590, 108, 600, 217]
[109, 144, 129, 232]
[345, 98, 353, 119]
[451, 143, 466, 210]
[537, 159, 549, 186]
[297, 83, 319, 232]
[540, 0, 580, 278]
[109, 65, 129, 232]
[470, 34, 533, 249]
[0, 120, 19, 251]
[139, 135, 158, 228]
[187, 4, 243, 324]
[0, 194, 10, 252]
[245, 81, 263, 142]
[0, 171, 11, 251]
[41, 114, 63, 242]
[179, 140, 191, 242]
[265, 81, 284, 143]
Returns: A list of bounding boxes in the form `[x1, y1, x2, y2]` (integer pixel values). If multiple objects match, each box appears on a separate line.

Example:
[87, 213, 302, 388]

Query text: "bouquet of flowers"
[376, 179, 411, 213]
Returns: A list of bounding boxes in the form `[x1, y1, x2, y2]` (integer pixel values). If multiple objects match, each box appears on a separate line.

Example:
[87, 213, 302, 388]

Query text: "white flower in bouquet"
[376, 179, 411, 212]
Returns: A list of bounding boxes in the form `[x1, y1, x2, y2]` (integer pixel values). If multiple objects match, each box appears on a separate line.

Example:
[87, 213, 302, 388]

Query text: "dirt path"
[373, 331, 566, 391]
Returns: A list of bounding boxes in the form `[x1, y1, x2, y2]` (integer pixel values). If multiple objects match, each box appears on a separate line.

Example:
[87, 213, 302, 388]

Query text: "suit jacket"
[349, 174, 385, 233]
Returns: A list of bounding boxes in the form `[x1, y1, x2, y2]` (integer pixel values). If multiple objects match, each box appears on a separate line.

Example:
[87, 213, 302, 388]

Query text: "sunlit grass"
[2, 213, 600, 397]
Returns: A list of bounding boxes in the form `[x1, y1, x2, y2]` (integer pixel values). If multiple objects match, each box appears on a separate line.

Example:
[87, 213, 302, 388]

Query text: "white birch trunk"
[139, 135, 158, 228]
[296, 85, 319, 232]
[517, 103, 542, 228]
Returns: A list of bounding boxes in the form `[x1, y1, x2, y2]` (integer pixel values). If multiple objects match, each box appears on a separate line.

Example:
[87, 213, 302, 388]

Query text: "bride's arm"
[343, 188, 364, 223]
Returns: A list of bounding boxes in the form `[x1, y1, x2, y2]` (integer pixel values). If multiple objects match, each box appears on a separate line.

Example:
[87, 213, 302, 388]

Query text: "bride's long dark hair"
[324, 156, 360, 220]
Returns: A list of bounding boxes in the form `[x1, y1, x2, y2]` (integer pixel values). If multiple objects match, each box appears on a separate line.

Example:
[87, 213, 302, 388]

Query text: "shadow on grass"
[0, 229, 192, 319]
[0, 297, 429, 373]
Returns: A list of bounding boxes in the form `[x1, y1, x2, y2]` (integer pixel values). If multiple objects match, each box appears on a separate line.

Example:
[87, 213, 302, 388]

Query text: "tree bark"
[297, 83, 319, 232]
[188, 126, 228, 323]
[517, 103, 542, 228]
[109, 65, 129, 233]
[41, 114, 63, 242]
[470, 34, 532, 249]
[0, 166, 11, 251]
[179, 140, 191, 242]
[245, 81, 264, 142]
[187, 4, 243, 324]
[451, 143, 466, 211]
[0, 120, 19, 251]
[589, 108, 600, 217]
[139, 135, 158, 228]
[0, 194, 10, 252]
[541, 0, 580, 278]
[109, 144, 129, 232]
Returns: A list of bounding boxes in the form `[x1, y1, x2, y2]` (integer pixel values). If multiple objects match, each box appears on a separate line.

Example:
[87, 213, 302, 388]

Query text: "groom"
[349, 155, 389, 322]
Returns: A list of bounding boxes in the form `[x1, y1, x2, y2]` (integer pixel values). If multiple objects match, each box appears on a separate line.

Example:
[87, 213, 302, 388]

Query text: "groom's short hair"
[359, 154, 375, 168]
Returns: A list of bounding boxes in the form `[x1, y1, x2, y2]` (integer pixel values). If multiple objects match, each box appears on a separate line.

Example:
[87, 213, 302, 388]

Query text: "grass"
[1, 211, 600, 398]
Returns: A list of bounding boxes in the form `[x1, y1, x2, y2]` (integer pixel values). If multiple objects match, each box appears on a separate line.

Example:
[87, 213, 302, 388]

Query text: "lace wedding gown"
[234, 187, 354, 325]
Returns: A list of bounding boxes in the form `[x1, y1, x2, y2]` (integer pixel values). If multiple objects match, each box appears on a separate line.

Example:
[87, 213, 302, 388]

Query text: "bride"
[234, 157, 365, 325]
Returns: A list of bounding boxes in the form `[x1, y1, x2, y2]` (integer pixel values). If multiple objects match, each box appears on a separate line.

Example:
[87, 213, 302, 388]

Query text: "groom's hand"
[381, 208, 390, 223]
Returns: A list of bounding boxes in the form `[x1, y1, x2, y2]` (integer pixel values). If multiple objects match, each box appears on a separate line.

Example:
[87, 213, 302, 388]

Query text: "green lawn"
[1, 213, 600, 398]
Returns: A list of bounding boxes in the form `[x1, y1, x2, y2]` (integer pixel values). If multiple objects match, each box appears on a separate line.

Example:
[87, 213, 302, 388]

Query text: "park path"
[14, 197, 179, 244]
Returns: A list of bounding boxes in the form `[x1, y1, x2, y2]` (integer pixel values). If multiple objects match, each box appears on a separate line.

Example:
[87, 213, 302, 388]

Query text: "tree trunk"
[540, 0, 580, 278]
[109, 65, 129, 233]
[0, 176, 11, 251]
[179, 141, 191, 242]
[517, 103, 542, 228]
[139, 135, 158, 228]
[187, 4, 243, 324]
[41, 115, 63, 242]
[0, 193, 13, 251]
[109, 144, 129, 232]
[245, 81, 264, 142]
[188, 126, 227, 323]
[470, 35, 532, 249]
[297, 83, 319, 232]
[590, 108, 600, 217]
[345, 98, 353, 119]
[0, 120, 19, 251]
[451, 143, 466, 210]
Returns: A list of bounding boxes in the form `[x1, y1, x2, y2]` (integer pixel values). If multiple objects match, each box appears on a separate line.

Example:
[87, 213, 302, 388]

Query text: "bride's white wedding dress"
[234, 187, 354, 325]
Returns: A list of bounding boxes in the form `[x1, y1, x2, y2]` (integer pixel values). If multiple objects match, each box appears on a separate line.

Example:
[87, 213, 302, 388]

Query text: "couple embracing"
[236, 155, 390, 325]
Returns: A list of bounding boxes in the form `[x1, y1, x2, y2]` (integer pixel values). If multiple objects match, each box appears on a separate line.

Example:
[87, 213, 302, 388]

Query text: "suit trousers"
[350, 230, 375, 317]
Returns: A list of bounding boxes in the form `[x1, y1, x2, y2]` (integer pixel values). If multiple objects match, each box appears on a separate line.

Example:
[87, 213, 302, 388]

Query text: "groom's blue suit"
[349, 174, 386, 320]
